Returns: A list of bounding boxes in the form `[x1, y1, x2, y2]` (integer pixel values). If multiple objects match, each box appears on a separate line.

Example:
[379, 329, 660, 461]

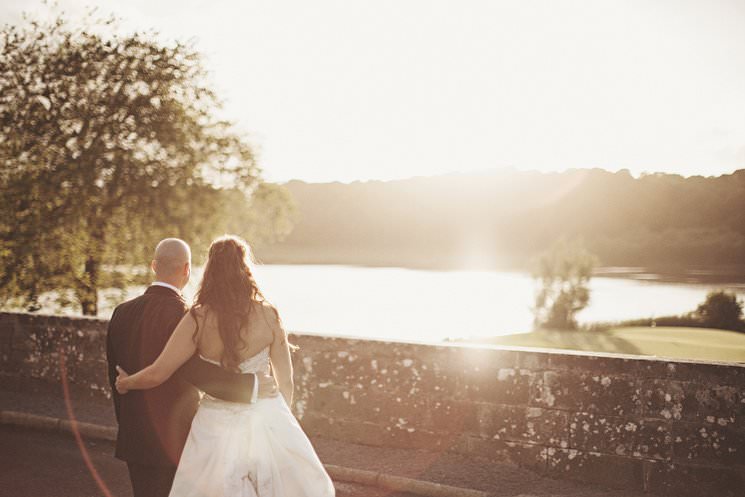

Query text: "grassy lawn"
[471, 327, 745, 363]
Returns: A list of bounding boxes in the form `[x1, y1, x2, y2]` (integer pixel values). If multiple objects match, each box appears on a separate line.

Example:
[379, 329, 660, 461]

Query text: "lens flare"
[59, 346, 115, 497]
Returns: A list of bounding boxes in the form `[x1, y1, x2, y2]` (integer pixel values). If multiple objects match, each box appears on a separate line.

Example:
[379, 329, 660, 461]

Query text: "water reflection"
[248, 265, 745, 342]
[23, 265, 745, 343]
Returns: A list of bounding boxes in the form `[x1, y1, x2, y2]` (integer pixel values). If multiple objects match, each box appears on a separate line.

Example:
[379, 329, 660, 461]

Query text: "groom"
[106, 238, 277, 497]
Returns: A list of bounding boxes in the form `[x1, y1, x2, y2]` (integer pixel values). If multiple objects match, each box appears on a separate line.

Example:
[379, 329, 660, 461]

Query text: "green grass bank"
[469, 327, 745, 363]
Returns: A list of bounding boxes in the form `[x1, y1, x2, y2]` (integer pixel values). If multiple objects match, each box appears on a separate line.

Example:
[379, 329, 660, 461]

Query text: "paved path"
[0, 426, 130, 497]
[1, 388, 657, 497]
[0, 426, 416, 497]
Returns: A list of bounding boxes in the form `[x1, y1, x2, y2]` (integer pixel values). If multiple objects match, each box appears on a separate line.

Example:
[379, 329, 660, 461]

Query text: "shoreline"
[3, 264, 744, 341]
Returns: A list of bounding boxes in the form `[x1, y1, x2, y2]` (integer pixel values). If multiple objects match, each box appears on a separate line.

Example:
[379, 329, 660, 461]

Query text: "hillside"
[255, 168, 745, 271]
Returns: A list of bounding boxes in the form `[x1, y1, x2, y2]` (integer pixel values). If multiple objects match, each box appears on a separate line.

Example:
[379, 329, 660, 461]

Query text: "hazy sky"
[3, 0, 745, 183]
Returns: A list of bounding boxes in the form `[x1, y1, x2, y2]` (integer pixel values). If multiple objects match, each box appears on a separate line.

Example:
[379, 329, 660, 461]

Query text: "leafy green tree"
[221, 183, 298, 253]
[0, 10, 292, 315]
[532, 237, 598, 330]
[693, 290, 744, 332]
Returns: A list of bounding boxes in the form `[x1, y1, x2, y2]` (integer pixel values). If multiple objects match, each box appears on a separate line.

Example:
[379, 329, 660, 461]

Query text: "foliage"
[0, 10, 292, 315]
[584, 290, 745, 333]
[219, 183, 298, 259]
[532, 237, 598, 330]
[273, 168, 745, 270]
[693, 290, 744, 332]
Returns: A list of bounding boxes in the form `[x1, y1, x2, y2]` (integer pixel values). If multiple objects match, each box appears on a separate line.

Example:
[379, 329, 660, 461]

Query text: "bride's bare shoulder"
[188, 305, 219, 333]
[188, 304, 209, 321]
[254, 300, 281, 330]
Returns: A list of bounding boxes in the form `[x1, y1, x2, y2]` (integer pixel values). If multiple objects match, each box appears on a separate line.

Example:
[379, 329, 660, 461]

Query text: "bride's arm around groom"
[116, 300, 292, 403]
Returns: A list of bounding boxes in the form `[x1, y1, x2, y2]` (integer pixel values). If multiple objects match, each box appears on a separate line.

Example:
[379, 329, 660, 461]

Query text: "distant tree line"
[266, 168, 745, 271]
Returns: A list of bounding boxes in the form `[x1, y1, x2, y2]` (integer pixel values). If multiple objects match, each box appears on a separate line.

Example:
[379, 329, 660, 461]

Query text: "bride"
[115, 235, 335, 497]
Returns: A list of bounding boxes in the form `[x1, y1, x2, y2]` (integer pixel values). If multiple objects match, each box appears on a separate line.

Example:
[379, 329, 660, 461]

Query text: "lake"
[61, 264, 745, 343]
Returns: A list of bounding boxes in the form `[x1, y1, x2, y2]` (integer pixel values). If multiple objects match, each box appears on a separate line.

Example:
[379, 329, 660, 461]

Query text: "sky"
[3, 0, 745, 183]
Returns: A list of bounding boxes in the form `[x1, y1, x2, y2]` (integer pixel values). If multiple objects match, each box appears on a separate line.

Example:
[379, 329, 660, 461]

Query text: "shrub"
[532, 237, 598, 330]
[693, 290, 744, 332]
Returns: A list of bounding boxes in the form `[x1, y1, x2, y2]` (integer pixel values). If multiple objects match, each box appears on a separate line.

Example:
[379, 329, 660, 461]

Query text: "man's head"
[151, 238, 191, 290]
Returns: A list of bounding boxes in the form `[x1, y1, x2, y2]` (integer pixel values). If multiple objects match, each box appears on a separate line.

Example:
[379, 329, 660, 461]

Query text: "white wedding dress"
[168, 346, 335, 497]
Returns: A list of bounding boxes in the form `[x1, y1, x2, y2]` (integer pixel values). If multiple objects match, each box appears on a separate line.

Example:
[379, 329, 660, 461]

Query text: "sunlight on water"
[245, 265, 745, 342]
[577, 277, 722, 324]
[30, 265, 745, 343]
[251, 265, 535, 342]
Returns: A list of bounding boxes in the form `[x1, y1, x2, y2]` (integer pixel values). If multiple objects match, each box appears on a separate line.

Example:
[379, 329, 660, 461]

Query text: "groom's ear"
[150, 260, 157, 274]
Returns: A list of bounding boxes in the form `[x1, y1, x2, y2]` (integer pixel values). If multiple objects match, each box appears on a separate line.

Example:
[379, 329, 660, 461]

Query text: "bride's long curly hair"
[190, 235, 279, 371]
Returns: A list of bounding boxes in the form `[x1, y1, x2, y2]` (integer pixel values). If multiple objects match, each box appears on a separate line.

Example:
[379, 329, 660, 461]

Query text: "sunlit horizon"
[275, 164, 745, 185]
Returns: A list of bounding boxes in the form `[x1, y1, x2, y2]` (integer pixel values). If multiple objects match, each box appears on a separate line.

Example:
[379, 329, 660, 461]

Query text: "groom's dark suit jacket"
[106, 285, 255, 467]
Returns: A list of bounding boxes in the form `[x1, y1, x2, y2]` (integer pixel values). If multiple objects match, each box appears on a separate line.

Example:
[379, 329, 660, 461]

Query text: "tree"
[221, 182, 298, 252]
[0, 10, 292, 315]
[693, 290, 744, 332]
[532, 237, 598, 330]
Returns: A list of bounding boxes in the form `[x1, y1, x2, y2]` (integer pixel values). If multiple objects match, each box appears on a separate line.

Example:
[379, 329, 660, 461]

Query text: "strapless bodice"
[198, 346, 271, 408]
[198, 346, 270, 374]
[172, 340, 335, 497]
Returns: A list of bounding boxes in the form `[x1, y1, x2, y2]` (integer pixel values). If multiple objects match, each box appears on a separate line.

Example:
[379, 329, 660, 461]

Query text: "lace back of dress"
[237, 346, 271, 374]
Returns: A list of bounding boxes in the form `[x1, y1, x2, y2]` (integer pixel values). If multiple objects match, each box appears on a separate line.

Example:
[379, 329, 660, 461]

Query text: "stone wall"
[1, 311, 744, 496]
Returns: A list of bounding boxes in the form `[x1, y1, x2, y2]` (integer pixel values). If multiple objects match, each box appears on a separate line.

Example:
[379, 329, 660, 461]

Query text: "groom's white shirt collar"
[151, 281, 182, 295]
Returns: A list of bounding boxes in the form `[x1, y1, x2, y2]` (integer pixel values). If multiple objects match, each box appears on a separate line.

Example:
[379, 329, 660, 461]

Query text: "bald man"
[105, 238, 276, 497]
